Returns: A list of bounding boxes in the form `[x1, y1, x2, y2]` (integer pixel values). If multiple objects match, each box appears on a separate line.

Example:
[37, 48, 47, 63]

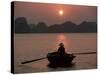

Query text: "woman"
[58, 43, 66, 55]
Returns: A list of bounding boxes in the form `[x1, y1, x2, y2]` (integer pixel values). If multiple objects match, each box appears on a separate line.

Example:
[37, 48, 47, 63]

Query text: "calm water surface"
[14, 33, 97, 73]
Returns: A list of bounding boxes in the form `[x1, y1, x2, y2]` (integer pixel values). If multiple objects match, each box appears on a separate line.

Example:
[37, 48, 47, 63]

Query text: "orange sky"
[14, 1, 97, 25]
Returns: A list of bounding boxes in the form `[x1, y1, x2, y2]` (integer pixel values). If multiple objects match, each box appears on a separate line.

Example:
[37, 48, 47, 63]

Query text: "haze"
[14, 1, 97, 25]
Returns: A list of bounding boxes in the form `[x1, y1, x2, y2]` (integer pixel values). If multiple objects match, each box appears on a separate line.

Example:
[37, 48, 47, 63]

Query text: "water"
[14, 33, 97, 73]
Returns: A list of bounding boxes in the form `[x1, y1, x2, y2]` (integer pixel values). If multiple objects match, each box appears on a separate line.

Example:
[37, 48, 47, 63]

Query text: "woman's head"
[59, 43, 64, 47]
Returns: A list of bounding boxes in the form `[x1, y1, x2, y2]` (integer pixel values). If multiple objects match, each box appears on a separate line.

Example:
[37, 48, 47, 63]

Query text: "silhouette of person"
[58, 43, 65, 55]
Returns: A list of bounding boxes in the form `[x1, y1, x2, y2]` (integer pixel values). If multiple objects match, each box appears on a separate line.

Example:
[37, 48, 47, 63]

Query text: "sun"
[59, 10, 64, 16]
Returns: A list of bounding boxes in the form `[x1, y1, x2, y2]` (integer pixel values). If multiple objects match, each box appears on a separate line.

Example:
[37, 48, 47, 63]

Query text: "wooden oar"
[21, 51, 96, 64]
[21, 57, 46, 64]
[73, 52, 96, 55]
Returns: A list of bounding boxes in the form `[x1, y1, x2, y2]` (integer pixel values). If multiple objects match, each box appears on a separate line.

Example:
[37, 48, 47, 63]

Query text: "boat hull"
[47, 52, 75, 67]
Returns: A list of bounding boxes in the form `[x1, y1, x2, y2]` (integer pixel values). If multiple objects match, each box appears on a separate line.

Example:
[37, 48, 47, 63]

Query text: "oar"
[21, 51, 96, 64]
[73, 52, 96, 55]
[21, 57, 46, 64]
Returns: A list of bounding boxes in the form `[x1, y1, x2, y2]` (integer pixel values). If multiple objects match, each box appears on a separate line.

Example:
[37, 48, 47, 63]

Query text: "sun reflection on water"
[56, 34, 70, 52]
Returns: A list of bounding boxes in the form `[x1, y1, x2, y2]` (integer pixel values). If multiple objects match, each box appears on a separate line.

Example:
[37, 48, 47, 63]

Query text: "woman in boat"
[58, 43, 66, 55]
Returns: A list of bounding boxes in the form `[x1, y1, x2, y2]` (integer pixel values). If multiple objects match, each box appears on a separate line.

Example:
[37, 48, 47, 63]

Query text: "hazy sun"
[59, 10, 64, 16]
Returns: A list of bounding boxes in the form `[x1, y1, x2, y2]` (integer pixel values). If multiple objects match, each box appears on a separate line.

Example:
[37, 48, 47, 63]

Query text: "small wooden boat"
[47, 52, 76, 67]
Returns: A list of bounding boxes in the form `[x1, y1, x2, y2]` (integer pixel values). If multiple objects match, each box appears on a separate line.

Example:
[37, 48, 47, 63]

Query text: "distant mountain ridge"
[14, 17, 97, 33]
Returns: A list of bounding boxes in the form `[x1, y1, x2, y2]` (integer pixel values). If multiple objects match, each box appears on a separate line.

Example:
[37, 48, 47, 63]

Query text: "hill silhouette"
[32, 22, 48, 33]
[14, 17, 97, 33]
[15, 17, 31, 33]
[77, 21, 97, 33]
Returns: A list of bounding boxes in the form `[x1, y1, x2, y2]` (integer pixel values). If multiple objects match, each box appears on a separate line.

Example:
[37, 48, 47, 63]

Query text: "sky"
[14, 1, 97, 25]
